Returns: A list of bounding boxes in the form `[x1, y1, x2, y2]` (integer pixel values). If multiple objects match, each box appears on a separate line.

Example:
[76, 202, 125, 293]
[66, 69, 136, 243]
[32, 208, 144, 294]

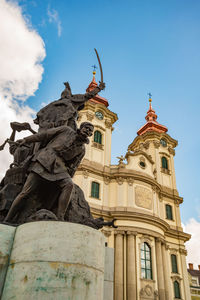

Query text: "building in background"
[74, 72, 191, 300]
[188, 263, 200, 299]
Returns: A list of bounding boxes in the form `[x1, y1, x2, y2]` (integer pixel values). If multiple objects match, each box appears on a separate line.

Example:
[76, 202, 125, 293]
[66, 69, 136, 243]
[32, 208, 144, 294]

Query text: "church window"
[94, 130, 102, 144]
[166, 204, 173, 220]
[174, 281, 181, 298]
[139, 161, 146, 168]
[141, 242, 152, 280]
[161, 156, 168, 169]
[91, 182, 100, 199]
[171, 254, 178, 273]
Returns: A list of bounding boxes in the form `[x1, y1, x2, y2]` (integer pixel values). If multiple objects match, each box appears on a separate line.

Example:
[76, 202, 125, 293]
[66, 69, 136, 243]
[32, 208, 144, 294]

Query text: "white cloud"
[184, 218, 200, 269]
[0, 0, 45, 178]
[47, 5, 62, 37]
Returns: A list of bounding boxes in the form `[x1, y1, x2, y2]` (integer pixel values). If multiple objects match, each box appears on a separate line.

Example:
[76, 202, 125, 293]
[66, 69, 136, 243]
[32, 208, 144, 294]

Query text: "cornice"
[90, 207, 170, 232]
[77, 160, 183, 203]
[128, 131, 178, 151]
[90, 206, 190, 242]
[125, 149, 154, 164]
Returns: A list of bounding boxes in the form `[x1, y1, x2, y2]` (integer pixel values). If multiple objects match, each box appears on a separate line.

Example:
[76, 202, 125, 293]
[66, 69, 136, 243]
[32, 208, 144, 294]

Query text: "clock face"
[95, 111, 104, 120]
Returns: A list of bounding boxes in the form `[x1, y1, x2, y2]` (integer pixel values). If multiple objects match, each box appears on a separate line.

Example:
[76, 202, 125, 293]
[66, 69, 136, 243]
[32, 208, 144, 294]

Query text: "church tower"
[74, 75, 191, 300]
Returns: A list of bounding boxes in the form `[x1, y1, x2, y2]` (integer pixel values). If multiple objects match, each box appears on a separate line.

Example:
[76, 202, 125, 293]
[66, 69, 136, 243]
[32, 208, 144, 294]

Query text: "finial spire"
[148, 92, 152, 102]
[91, 65, 97, 76]
[136, 93, 168, 135]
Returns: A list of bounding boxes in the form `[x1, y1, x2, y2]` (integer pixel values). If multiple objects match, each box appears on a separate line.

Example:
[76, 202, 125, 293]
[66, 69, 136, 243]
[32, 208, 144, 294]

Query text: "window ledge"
[165, 217, 174, 222]
[161, 168, 171, 175]
[141, 278, 155, 283]
[92, 142, 104, 150]
[90, 196, 101, 200]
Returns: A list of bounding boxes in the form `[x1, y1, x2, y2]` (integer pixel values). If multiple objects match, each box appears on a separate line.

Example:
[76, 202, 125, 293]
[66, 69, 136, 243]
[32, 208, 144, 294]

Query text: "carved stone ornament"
[103, 176, 111, 185]
[86, 112, 94, 121]
[152, 185, 157, 192]
[153, 169, 157, 180]
[171, 275, 182, 282]
[127, 177, 134, 186]
[153, 140, 160, 149]
[143, 142, 150, 150]
[140, 285, 153, 297]
[105, 119, 112, 129]
[101, 229, 111, 237]
[116, 177, 124, 185]
[83, 170, 89, 179]
[165, 244, 170, 250]
[174, 199, 179, 207]
[168, 146, 175, 156]
[179, 248, 187, 255]
[140, 235, 153, 244]
[159, 192, 163, 202]
[135, 186, 153, 210]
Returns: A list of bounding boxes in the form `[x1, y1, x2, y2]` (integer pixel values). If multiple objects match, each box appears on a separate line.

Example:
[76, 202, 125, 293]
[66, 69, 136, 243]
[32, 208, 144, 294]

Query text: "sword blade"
[94, 48, 103, 83]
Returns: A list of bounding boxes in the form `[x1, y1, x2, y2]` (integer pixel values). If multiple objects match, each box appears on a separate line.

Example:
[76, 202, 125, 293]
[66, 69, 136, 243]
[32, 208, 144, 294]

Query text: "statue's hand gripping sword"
[94, 48, 105, 90]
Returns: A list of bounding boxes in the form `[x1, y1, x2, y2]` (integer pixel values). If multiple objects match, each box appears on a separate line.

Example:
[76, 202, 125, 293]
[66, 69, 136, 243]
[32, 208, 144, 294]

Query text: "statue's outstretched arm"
[84, 82, 105, 100]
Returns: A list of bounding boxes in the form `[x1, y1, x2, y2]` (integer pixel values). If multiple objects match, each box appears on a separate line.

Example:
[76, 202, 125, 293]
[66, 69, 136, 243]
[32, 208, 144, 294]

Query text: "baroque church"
[74, 71, 191, 300]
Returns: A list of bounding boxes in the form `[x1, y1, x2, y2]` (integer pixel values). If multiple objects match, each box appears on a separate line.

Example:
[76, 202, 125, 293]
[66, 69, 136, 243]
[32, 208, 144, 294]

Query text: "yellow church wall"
[73, 87, 191, 299]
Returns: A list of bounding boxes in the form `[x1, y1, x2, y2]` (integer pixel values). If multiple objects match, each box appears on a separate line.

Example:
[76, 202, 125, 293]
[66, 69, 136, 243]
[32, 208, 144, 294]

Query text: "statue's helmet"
[61, 82, 72, 98]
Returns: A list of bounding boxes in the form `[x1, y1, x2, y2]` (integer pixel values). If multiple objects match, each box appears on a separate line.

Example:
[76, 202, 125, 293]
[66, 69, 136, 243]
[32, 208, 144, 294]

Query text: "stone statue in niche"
[0, 55, 117, 229]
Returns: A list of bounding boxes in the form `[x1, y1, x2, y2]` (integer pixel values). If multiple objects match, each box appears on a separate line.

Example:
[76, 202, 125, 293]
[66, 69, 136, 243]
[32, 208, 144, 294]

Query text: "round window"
[139, 161, 146, 168]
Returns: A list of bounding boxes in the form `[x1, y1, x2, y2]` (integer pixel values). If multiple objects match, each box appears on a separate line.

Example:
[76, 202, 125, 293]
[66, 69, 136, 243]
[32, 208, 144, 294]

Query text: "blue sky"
[0, 0, 200, 263]
[23, 0, 200, 224]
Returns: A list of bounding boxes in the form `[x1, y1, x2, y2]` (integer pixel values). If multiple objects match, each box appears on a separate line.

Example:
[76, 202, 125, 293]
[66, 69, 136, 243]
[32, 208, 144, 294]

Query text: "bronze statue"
[4, 122, 94, 222]
[1, 49, 117, 229]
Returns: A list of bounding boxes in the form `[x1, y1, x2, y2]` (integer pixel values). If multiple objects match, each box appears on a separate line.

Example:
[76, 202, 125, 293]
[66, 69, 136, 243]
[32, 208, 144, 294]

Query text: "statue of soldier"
[4, 122, 94, 223]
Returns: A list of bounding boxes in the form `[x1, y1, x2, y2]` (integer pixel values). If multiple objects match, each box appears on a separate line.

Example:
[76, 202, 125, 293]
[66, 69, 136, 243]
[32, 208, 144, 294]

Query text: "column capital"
[165, 244, 170, 250]
[126, 231, 137, 236]
[155, 237, 165, 244]
[179, 248, 187, 256]
[101, 229, 112, 237]
[114, 230, 125, 235]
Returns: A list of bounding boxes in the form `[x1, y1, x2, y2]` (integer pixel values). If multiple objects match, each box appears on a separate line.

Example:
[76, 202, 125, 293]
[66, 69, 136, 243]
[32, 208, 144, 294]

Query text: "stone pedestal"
[1, 222, 106, 300]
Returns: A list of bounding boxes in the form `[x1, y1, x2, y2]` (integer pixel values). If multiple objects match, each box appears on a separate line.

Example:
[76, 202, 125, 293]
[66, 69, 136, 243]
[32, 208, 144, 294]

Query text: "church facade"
[74, 72, 191, 300]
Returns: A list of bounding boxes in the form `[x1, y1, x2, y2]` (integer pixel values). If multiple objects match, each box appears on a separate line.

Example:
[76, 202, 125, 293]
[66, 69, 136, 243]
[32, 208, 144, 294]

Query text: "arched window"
[94, 130, 102, 144]
[141, 242, 152, 279]
[91, 181, 100, 199]
[174, 281, 181, 299]
[166, 204, 173, 220]
[161, 156, 168, 169]
[171, 254, 178, 273]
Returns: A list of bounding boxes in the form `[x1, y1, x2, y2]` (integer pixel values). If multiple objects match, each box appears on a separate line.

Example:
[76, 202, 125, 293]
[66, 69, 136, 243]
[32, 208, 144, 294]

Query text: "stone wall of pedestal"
[0, 224, 16, 297]
[104, 247, 114, 300]
[1, 221, 108, 300]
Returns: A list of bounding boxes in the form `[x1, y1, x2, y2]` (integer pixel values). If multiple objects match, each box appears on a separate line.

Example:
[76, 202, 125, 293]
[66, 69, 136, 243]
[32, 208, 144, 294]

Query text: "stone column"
[179, 249, 191, 300]
[161, 242, 170, 300]
[155, 238, 165, 300]
[114, 231, 124, 300]
[127, 231, 137, 300]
